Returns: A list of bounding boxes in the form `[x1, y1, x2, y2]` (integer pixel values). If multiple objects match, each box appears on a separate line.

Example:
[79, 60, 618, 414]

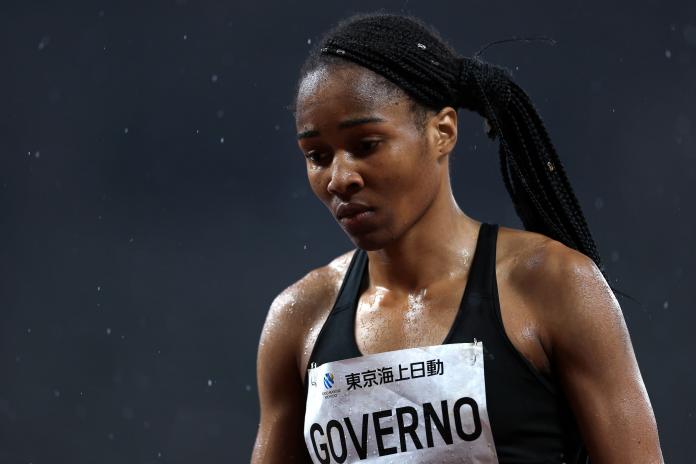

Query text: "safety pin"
[309, 362, 317, 386]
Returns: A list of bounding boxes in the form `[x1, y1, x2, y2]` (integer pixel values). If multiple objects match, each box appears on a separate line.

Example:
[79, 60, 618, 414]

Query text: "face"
[295, 64, 456, 250]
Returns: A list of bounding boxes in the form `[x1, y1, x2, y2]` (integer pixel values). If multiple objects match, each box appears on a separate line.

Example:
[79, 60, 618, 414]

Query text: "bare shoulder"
[497, 225, 621, 345]
[498, 225, 607, 295]
[497, 225, 602, 288]
[260, 249, 357, 376]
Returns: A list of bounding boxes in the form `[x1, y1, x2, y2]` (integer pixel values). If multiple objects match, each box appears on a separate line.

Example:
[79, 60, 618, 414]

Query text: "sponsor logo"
[323, 373, 335, 390]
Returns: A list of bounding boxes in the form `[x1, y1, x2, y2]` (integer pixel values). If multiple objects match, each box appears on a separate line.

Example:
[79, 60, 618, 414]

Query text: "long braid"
[295, 12, 632, 297]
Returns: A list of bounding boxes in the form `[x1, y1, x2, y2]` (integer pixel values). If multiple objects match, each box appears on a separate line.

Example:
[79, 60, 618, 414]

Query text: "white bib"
[304, 342, 499, 463]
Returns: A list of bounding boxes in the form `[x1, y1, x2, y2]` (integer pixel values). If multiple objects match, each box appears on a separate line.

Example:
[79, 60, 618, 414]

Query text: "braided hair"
[294, 12, 625, 294]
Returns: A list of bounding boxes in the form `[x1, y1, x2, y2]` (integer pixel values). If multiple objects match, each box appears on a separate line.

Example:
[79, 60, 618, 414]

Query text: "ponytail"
[455, 56, 604, 273]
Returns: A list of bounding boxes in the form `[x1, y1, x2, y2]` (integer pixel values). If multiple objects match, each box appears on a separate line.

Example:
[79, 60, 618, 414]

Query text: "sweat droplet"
[336, 48, 345, 55]
[417, 42, 426, 49]
[547, 161, 555, 172]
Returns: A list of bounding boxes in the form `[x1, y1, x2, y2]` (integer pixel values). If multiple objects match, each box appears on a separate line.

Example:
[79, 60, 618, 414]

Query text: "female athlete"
[252, 12, 663, 464]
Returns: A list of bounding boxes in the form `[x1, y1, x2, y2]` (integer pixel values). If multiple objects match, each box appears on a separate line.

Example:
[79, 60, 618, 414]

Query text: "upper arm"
[251, 286, 311, 463]
[535, 244, 663, 463]
[251, 256, 350, 464]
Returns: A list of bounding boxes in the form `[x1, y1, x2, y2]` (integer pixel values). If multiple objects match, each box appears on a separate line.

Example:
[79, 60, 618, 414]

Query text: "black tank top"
[305, 222, 588, 463]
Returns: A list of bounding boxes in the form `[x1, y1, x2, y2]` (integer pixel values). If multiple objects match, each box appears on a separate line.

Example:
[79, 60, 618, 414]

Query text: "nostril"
[327, 171, 363, 196]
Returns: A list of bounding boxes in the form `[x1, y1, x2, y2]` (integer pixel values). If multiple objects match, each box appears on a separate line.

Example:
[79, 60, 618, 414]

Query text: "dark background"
[1, 0, 694, 462]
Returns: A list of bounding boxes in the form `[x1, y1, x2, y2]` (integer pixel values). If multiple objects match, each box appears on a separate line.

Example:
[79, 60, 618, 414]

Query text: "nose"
[326, 151, 364, 198]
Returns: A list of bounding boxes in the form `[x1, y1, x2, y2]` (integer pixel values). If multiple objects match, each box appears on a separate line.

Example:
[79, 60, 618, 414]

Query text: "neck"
[365, 181, 480, 293]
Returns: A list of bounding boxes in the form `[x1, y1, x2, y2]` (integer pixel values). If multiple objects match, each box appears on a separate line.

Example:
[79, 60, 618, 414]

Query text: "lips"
[335, 202, 372, 220]
[334, 203, 377, 235]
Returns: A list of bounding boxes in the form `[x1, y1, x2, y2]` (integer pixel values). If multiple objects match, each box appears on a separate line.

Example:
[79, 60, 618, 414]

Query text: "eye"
[304, 150, 331, 165]
[357, 139, 381, 154]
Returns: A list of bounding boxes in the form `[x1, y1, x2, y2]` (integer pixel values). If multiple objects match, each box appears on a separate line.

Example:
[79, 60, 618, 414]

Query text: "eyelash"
[305, 139, 381, 164]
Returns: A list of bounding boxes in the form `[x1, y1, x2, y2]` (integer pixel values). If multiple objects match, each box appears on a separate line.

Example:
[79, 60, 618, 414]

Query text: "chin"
[345, 229, 394, 251]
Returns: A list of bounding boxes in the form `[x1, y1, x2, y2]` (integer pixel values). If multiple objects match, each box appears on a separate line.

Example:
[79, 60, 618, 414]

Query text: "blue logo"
[323, 373, 335, 389]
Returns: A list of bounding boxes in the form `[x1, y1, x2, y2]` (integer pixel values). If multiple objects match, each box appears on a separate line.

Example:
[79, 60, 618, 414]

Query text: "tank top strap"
[331, 247, 368, 313]
[304, 248, 366, 375]
[464, 222, 499, 298]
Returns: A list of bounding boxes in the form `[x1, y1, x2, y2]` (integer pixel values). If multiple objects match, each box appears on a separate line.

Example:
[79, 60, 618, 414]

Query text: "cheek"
[306, 169, 330, 202]
[377, 159, 439, 229]
[376, 154, 434, 202]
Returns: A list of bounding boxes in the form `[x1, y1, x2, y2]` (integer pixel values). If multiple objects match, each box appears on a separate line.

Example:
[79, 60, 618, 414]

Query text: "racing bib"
[304, 341, 498, 463]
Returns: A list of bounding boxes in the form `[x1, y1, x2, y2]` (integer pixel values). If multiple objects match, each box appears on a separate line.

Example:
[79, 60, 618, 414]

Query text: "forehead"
[295, 64, 410, 127]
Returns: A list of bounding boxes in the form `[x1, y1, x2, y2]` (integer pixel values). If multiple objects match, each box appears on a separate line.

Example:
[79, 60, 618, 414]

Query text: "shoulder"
[259, 249, 357, 374]
[497, 225, 603, 293]
[497, 225, 621, 351]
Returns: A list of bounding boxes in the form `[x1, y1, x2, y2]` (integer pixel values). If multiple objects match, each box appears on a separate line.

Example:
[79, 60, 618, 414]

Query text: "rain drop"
[37, 36, 50, 51]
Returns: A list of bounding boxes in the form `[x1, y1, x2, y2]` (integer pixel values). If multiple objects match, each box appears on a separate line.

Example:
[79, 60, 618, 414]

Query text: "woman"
[252, 12, 663, 463]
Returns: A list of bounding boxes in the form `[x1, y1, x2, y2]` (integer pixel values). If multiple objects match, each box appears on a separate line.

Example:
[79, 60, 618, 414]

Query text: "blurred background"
[1, 0, 694, 462]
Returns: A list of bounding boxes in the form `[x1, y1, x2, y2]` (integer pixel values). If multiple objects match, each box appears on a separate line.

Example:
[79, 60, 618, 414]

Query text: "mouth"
[335, 204, 372, 220]
[336, 208, 377, 235]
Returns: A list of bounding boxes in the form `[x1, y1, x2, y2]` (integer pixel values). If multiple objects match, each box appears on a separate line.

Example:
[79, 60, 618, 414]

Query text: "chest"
[354, 279, 465, 355]
[353, 272, 550, 374]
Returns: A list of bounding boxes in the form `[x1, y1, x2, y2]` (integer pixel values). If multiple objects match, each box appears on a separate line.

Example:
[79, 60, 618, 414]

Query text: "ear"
[427, 106, 458, 162]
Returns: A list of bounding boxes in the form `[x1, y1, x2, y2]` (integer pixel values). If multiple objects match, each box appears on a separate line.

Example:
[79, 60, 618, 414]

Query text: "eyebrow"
[296, 116, 387, 140]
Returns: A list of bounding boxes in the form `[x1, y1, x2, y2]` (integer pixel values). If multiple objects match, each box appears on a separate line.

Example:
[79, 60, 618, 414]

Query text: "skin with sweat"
[251, 63, 664, 464]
